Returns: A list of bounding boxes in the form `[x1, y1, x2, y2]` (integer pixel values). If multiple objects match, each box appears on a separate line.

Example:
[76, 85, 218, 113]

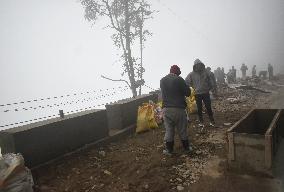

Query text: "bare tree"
[81, 0, 153, 97]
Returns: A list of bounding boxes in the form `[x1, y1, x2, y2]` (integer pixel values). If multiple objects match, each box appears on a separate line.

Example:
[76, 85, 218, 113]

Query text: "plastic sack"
[186, 87, 197, 114]
[136, 103, 159, 133]
[153, 102, 163, 125]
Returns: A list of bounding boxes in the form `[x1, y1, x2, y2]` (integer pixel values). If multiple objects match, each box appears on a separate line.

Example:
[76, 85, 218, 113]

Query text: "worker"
[240, 63, 248, 80]
[231, 66, 237, 83]
[185, 59, 215, 129]
[227, 69, 233, 84]
[206, 67, 217, 94]
[215, 67, 225, 85]
[160, 65, 192, 155]
[268, 63, 274, 80]
[221, 68, 226, 84]
[252, 65, 257, 78]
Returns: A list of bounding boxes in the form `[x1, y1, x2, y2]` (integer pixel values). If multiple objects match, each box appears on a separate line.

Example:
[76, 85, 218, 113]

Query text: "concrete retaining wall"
[0, 93, 158, 167]
[0, 109, 108, 167]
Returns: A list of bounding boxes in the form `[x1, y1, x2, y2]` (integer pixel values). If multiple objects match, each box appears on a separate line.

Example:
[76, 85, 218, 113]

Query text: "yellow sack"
[186, 87, 197, 114]
[156, 101, 163, 108]
[136, 103, 159, 133]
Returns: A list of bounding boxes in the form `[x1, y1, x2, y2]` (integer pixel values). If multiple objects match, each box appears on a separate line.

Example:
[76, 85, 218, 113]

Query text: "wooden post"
[265, 135, 272, 169]
[228, 132, 235, 161]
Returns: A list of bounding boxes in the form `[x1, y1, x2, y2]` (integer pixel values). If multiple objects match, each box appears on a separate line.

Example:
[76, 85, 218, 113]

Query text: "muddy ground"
[32, 80, 282, 192]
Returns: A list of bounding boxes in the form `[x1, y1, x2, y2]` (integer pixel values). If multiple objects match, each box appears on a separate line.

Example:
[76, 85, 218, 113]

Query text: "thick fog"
[0, 0, 284, 128]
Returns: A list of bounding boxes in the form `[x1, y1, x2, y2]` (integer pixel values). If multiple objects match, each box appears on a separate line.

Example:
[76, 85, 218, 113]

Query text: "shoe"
[198, 123, 205, 128]
[209, 122, 215, 127]
[163, 149, 173, 156]
[184, 146, 193, 154]
[163, 141, 174, 156]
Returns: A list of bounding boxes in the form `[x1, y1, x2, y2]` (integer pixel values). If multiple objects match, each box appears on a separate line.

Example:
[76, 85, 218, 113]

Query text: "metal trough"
[227, 109, 283, 174]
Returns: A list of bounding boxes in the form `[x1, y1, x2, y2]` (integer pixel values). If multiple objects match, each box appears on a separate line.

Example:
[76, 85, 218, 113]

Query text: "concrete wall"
[228, 109, 283, 174]
[106, 94, 158, 130]
[0, 109, 108, 167]
[230, 133, 266, 173]
[0, 93, 158, 167]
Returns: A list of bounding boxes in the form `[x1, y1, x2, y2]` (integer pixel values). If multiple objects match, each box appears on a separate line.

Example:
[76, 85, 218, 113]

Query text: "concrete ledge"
[0, 93, 158, 168]
[0, 109, 109, 167]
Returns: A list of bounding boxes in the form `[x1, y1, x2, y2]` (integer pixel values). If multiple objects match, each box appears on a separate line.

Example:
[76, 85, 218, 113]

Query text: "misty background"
[0, 0, 284, 129]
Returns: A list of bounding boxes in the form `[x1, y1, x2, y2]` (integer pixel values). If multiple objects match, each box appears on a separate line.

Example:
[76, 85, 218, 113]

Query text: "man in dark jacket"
[206, 67, 217, 94]
[268, 63, 274, 80]
[160, 65, 191, 155]
[185, 59, 215, 128]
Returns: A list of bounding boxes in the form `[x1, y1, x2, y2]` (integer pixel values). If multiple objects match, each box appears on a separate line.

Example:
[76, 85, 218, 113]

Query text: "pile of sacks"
[136, 87, 197, 133]
[136, 100, 161, 133]
[0, 151, 33, 192]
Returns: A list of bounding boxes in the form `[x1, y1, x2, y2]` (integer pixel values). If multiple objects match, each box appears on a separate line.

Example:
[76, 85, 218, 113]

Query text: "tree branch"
[102, 0, 126, 37]
[101, 75, 131, 89]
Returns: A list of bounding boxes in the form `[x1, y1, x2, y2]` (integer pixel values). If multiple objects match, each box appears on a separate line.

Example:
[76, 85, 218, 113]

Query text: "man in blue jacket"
[160, 65, 191, 155]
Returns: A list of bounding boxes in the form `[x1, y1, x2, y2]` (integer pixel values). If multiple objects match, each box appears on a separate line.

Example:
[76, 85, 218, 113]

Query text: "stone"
[176, 178, 182, 182]
[144, 184, 149, 189]
[98, 151, 106, 157]
[195, 150, 202, 155]
[177, 185, 184, 191]
[103, 170, 112, 176]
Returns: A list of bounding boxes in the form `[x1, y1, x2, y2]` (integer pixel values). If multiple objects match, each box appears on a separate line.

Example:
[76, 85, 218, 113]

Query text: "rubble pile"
[0, 153, 34, 192]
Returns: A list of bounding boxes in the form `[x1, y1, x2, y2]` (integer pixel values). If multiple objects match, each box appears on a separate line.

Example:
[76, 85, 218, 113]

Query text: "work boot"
[163, 142, 174, 156]
[209, 122, 215, 127]
[182, 140, 193, 154]
[209, 116, 215, 125]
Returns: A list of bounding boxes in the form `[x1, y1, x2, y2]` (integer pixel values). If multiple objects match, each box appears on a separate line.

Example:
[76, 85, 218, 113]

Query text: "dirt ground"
[32, 79, 283, 192]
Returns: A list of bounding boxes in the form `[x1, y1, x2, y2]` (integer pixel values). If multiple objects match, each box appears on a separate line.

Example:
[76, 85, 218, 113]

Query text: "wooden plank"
[228, 132, 235, 161]
[227, 109, 254, 133]
[265, 135, 272, 169]
[265, 110, 281, 135]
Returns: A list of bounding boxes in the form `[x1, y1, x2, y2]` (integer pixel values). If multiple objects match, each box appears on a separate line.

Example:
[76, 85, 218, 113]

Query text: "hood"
[193, 59, 205, 73]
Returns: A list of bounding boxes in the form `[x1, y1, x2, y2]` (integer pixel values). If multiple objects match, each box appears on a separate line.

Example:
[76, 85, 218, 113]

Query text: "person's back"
[160, 65, 191, 156]
[232, 67, 237, 82]
[160, 74, 190, 108]
[268, 64, 273, 80]
[241, 64, 248, 79]
[252, 66, 256, 77]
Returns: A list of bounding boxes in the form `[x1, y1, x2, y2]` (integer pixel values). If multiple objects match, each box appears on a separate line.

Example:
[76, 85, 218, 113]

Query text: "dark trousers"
[195, 93, 214, 123]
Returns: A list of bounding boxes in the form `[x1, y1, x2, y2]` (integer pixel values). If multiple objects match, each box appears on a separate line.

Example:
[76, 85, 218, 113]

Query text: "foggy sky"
[0, 0, 284, 126]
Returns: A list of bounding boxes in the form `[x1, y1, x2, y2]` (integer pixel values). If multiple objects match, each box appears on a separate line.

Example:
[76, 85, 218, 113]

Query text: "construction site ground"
[33, 78, 284, 192]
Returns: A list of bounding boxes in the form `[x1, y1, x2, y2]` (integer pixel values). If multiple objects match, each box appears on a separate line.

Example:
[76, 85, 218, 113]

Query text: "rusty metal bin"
[227, 109, 282, 174]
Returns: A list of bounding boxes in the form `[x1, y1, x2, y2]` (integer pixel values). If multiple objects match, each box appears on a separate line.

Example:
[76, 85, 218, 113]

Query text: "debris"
[227, 98, 240, 104]
[224, 123, 232, 126]
[0, 153, 34, 192]
[144, 184, 149, 189]
[103, 170, 112, 176]
[177, 185, 184, 191]
[236, 85, 271, 93]
[195, 150, 202, 155]
[176, 178, 182, 182]
[98, 151, 106, 157]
